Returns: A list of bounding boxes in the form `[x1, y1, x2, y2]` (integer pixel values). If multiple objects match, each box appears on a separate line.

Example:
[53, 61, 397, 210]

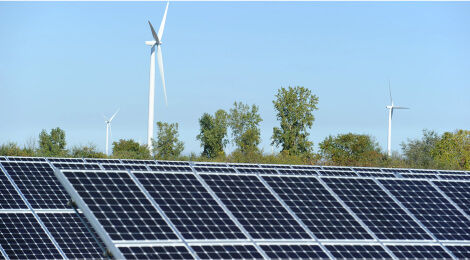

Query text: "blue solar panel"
[446, 245, 470, 258]
[325, 244, 391, 259]
[119, 246, 193, 259]
[432, 180, 470, 215]
[386, 245, 452, 259]
[263, 175, 372, 240]
[52, 162, 101, 170]
[134, 171, 246, 240]
[0, 213, 63, 259]
[63, 170, 178, 241]
[323, 177, 431, 240]
[191, 245, 263, 259]
[0, 167, 27, 209]
[1, 162, 70, 209]
[102, 163, 149, 171]
[380, 179, 470, 241]
[201, 173, 311, 239]
[260, 244, 329, 259]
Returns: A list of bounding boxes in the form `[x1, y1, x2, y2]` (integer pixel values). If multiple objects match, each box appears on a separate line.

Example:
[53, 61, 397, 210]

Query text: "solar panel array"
[1, 156, 470, 259]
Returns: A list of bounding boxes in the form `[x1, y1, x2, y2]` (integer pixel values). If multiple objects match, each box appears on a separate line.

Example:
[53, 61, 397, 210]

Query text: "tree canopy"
[153, 121, 184, 160]
[38, 127, 67, 157]
[272, 86, 318, 156]
[228, 102, 262, 154]
[401, 130, 441, 169]
[197, 109, 229, 159]
[112, 139, 151, 159]
[432, 129, 470, 170]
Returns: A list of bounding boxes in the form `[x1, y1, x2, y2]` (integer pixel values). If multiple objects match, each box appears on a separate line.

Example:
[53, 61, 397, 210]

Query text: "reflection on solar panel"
[433, 180, 470, 215]
[52, 162, 101, 170]
[263, 176, 372, 240]
[38, 213, 105, 259]
[191, 245, 263, 259]
[386, 245, 451, 259]
[134, 171, 246, 240]
[120, 246, 193, 260]
[201, 174, 311, 239]
[1, 162, 70, 209]
[0, 213, 62, 259]
[63, 170, 178, 241]
[325, 245, 391, 259]
[102, 164, 149, 171]
[260, 244, 328, 259]
[323, 177, 431, 240]
[381, 179, 470, 240]
[0, 167, 27, 209]
[446, 245, 470, 259]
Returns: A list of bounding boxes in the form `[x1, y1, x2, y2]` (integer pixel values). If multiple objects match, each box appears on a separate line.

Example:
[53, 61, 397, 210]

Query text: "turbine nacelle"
[145, 41, 158, 46]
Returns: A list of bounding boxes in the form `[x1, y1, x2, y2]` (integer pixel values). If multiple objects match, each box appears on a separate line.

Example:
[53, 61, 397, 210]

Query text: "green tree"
[153, 122, 184, 160]
[0, 142, 35, 157]
[38, 127, 67, 157]
[272, 86, 319, 155]
[196, 109, 229, 158]
[112, 139, 151, 159]
[228, 102, 262, 154]
[319, 133, 386, 166]
[71, 144, 106, 158]
[401, 130, 440, 169]
[432, 129, 470, 170]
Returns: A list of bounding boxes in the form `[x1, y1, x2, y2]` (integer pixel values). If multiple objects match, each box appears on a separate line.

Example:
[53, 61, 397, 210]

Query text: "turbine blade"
[158, 1, 169, 41]
[157, 45, 167, 106]
[391, 108, 394, 118]
[394, 106, 410, 110]
[109, 108, 120, 122]
[148, 21, 159, 43]
[388, 79, 393, 104]
[102, 114, 108, 121]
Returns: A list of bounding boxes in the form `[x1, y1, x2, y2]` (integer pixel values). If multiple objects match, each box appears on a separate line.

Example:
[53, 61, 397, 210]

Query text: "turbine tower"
[146, 1, 169, 152]
[104, 109, 119, 156]
[386, 81, 409, 157]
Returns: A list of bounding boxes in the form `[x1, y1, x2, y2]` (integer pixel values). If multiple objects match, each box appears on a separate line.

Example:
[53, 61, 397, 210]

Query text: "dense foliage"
[196, 110, 229, 159]
[152, 122, 184, 160]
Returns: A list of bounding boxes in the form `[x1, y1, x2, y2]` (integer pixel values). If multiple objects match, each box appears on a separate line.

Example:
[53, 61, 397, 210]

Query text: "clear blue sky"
[1, 2, 469, 155]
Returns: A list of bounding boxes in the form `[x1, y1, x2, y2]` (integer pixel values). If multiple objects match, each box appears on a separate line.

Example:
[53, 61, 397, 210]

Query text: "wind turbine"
[386, 81, 409, 157]
[103, 109, 119, 156]
[146, 1, 169, 152]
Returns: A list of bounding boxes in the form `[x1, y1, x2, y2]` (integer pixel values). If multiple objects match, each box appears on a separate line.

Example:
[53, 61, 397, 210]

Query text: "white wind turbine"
[386, 81, 409, 157]
[146, 1, 169, 152]
[103, 109, 119, 156]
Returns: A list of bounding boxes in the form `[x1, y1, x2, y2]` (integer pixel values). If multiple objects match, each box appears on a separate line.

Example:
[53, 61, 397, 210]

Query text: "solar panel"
[0, 156, 7, 161]
[401, 173, 439, 179]
[191, 244, 263, 259]
[157, 160, 190, 166]
[322, 177, 431, 240]
[200, 173, 311, 239]
[386, 245, 452, 259]
[355, 171, 396, 178]
[259, 244, 329, 259]
[380, 179, 470, 240]
[229, 163, 259, 168]
[0, 167, 27, 209]
[353, 167, 383, 172]
[148, 165, 193, 172]
[38, 212, 106, 259]
[277, 169, 318, 176]
[1, 162, 70, 209]
[409, 169, 439, 174]
[446, 245, 470, 259]
[84, 158, 121, 164]
[236, 167, 277, 174]
[381, 168, 410, 174]
[437, 174, 470, 180]
[322, 166, 353, 171]
[260, 164, 291, 169]
[47, 158, 84, 163]
[7, 156, 46, 162]
[432, 180, 470, 215]
[102, 163, 149, 171]
[194, 162, 227, 167]
[121, 159, 156, 165]
[325, 244, 391, 259]
[134, 171, 246, 240]
[119, 245, 193, 259]
[437, 170, 468, 175]
[319, 170, 358, 177]
[291, 165, 322, 170]
[194, 167, 236, 173]
[62, 170, 178, 241]
[52, 162, 101, 170]
[0, 213, 63, 259]
[262, 175, 372, 240]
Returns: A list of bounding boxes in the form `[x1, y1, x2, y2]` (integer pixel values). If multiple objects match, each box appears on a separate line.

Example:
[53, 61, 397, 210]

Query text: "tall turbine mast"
[104, 109, 119, 156]
[386, 81, 409, 156]
[146, 1, 169, 153]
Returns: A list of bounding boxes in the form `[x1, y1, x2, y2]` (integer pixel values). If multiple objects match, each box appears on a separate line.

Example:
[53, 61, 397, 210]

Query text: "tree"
[196, 109, 229, 158]
[401, 130, 440, 169]
[0, 142, 35, 157]
[153, 122, 184, 160]
[38, 127, 67, 157]
[319, 133, 386, 166]
[71, 144, 106, 158]
[272, 86, 319, 155]
[228, 102, 262, 154]
[112, 139, 151, 159]
[432, 129, 470, 170]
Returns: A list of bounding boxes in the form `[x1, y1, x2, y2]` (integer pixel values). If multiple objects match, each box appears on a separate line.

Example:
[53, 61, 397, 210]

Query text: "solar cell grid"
[322, 166, 353, 171]
[319, 170, 358, 177]
[134, 171, 246, 240]
[1, 162, 70, 209]
[381, 179, 470, 241]
[84, 158, 121, 164]
[437, 170, 468, 175]
[291, 165, 322, 170]
[121, 159, 156, 165]
[102, 163, 149, 171]
[401, 173, 439, 179]
[201, 173, 311, 240]
[0, 156, 7, 161]
[355, 171, 396, 178]
[194, 167, 236, 173]
[437, 174, 470, 180]
[157, 160, 190, 166]
[63, 170, 178, 241]
[446, 245, 470, 259]
[119, 246, 194, 260]
[195, 163, 227, 167]
[47, 158, 84, 163]
[149, 165, 192, 172]
[277, 169, 318, 176]
[0, 213, 63, 259]
[353, 167, 383, 172]
[325, 244, 391, 259]
[52, 162, 101, 170]
[236, 167, 277, 174]
[260, 244, 329, 259]
[260, 164, 291, 169]
[409, 169, 438, 174]
[432, 180, 470, 215]
[7, 156, 46, 162]
[0, 167, 27, 209]
[382, 168, 410, 173]
[322, 177, 431, 240]
[386, 245, 452, 259]
[230, 163, 259, 168]
[263, 175, 372, 240]
[191, 245, 263, 260]
[38, 212, 106, 259]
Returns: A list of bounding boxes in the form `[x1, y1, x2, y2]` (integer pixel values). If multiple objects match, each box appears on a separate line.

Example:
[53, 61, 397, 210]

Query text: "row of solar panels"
[1, 156, 470, 259]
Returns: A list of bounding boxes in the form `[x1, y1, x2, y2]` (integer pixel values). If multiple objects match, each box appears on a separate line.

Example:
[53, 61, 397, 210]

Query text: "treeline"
[1, 86, 468, 170]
